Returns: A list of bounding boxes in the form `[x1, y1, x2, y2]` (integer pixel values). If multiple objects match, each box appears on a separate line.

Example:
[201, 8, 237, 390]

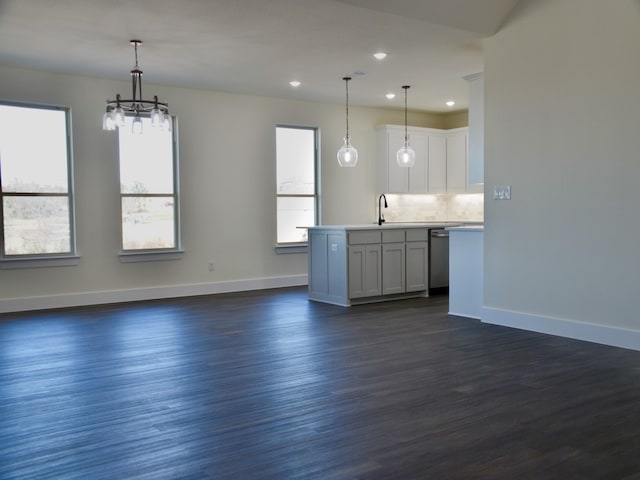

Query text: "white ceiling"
[0, 0, 520, 112]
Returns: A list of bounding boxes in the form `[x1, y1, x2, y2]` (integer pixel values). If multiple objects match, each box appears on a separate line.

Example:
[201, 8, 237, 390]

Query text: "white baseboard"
[448, 310, 482, 320]
[483, 306, 640, 351]
[0, 274, 308, 313]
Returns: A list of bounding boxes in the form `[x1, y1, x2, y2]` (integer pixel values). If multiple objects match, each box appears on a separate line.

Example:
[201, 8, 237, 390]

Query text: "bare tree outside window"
[117, 116, 180, 251]
[0, 103, 75, 257]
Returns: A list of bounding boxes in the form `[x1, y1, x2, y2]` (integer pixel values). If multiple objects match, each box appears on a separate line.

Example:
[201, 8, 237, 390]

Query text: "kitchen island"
[307, 223, 459, 306]
[447, 225, 484, 319]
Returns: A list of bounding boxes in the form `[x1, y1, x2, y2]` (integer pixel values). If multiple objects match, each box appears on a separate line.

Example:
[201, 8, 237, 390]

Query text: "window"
[0, 102, 76, 260]
[118, 116, 180, 253]
[276, 126, 318, 245]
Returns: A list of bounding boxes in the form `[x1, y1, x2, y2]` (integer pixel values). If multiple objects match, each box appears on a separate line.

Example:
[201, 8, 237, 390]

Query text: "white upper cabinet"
[377, 125, 475, 194]
[428, 133, 447, 194]
[378, 126, 427, 194]
[384, 128, 409, 193]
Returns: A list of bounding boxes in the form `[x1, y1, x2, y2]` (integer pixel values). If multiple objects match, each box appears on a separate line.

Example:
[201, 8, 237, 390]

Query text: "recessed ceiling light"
[446, 100, 456, 107]
[373, 52, 387, 60]
[386, 93, 396, 100]
[289, 80, 301, 87]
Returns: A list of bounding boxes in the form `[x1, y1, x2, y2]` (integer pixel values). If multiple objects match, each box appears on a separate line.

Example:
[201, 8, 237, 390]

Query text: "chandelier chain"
[133, 41, 140, 69]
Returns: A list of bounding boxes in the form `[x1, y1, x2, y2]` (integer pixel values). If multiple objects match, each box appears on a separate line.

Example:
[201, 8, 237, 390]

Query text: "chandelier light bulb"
[113, 105, 126, 128]
[102, 110, 116, 131]
[161, 113, 173, 132]
[132, 114, 143, 134]
[151, 107, 163, 127]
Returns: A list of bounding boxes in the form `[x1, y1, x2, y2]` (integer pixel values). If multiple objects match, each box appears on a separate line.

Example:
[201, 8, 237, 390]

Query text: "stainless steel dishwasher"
[429, 229, 449, 294]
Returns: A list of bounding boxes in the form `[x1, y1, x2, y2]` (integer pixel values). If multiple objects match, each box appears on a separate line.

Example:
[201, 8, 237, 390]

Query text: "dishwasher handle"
[431, 230, 449, 238]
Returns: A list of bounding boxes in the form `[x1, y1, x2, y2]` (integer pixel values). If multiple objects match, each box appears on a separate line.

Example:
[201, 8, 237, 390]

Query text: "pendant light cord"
[343, 76, 351, 138]
[403, 85, 410, 145]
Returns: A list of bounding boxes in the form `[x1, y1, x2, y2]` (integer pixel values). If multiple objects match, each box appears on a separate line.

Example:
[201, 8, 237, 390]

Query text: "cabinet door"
[308, 231, 329, 297]
[408, 133, 427, 194]
[382, 129, 429, 194]
[348, 245, 382, 298]
[406, 241, 429, 292]
[428, 134, 447, 193]
[382, 243, 405, 295]
[447, 131, 467, 193]
[386, 131, 409, 193]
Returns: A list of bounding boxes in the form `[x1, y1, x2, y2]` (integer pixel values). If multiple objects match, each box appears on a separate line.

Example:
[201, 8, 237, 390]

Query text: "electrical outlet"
[208, 262, 215, 271]
[493, 185, 511, 200]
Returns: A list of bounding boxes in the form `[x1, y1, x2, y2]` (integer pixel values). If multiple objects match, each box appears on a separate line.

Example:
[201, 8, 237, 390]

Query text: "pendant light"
[396, 85, 415, 167]
[337, 76, 358, 167]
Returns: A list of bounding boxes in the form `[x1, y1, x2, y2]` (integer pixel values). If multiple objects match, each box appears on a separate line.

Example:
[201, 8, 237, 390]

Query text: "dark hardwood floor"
[1, 287, 639, 479]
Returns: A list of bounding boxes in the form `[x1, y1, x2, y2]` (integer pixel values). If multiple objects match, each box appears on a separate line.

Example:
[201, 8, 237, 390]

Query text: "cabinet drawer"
[382, 230, 405, 243]
[348, 231, 381, 245]
[406, 229, 429, 242]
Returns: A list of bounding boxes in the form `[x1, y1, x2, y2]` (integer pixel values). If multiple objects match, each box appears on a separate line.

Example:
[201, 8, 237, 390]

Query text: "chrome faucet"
[378, 194, 388, 225]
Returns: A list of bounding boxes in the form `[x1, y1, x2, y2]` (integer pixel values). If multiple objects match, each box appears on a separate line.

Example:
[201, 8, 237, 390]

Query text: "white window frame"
[0, 101, 78, 269]
[275, 125, 320, 253]
[117, 115, 182, 262]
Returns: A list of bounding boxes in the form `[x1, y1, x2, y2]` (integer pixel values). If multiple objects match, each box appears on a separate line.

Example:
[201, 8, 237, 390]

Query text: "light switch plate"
[493, 185, 511, 200]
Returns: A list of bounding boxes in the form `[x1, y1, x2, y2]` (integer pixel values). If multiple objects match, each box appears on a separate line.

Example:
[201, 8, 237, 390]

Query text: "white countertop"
[307, 222, 466, 231]
[446, 225, 484, 232]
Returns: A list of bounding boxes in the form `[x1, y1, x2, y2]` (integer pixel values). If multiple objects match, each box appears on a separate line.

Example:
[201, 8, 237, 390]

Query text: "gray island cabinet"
[307, 225, 436, 306]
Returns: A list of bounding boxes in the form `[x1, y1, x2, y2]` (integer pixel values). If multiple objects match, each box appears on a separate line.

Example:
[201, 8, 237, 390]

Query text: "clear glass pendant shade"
[337, 136, 358, 167]
[396, 143, 415, 167]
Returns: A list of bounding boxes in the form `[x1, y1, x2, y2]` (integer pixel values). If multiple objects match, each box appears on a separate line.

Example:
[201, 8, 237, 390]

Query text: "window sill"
[119, 249, 185, 263]
[275, 243, 308, 254]
[0, 255, 81, 269]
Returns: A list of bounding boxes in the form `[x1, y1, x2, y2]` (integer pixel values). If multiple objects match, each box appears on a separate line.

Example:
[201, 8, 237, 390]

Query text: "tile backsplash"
[379, 194, 484, 223]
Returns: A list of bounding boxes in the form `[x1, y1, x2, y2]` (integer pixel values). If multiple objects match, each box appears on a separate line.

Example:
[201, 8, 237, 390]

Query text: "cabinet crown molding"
[375, 124, 464, 133]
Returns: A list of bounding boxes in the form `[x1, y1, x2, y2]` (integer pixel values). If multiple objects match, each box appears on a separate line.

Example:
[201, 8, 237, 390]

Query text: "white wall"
[0, 65, 455, 311]
[483, 0, 640, 349]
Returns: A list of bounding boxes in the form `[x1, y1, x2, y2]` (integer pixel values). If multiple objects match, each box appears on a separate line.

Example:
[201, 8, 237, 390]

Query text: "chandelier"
[102, 40, 172, 134]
